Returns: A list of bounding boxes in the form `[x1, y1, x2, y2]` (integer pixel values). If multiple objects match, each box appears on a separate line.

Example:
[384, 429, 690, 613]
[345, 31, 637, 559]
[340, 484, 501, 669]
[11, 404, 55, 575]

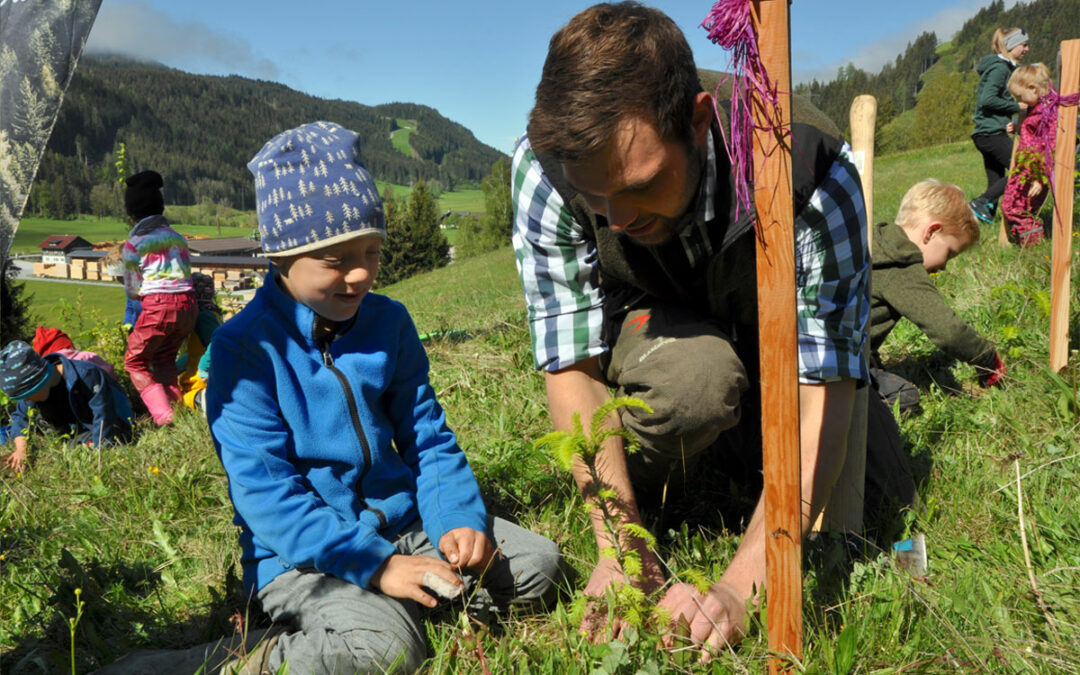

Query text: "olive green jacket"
[972, 54, 1020, 137]
[869, 221, 996, 370]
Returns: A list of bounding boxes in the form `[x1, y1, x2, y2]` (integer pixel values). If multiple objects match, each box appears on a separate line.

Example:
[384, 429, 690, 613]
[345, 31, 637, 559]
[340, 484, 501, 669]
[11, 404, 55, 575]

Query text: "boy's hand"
[439, 527, 494, 572]
[370, 554, 462, 608]
[3, 440, 27, 472]
[1007, 120, 1017, 132]
[978, 352, 1006, 388]
[1028, 181, 1043, 198]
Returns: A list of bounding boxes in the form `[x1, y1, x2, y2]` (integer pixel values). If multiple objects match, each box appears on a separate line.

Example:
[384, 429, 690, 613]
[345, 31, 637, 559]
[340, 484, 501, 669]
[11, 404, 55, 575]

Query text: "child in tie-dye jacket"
[121, 170, 196, 425]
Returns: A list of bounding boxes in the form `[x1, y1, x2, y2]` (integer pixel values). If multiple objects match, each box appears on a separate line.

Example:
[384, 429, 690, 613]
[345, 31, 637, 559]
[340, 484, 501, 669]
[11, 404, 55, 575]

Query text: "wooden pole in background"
[750, 1, 802, 670]
[999, 135, 1019, 246]
[850, 95, 877, 251]
[1049, 39, 1079, 372]
[811, 94, 876, 535]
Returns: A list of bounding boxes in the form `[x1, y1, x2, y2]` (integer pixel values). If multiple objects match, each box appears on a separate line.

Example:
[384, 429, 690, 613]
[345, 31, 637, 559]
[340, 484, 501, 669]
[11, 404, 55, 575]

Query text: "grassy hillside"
[2, 141, 1080, 672]
[10, 216, 233, 254]
[392, 119, 419, 158]
[10, 184, 485, 256]
[20, 280, 128, 330]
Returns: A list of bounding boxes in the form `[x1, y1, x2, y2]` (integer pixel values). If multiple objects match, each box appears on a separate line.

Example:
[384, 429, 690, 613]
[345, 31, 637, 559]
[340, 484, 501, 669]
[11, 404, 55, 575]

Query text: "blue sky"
[84, 0, 1016, 154]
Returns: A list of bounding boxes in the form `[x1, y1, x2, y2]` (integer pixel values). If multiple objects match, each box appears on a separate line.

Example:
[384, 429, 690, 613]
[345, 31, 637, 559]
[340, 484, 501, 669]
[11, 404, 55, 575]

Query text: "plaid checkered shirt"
[511, 129, 870, 384]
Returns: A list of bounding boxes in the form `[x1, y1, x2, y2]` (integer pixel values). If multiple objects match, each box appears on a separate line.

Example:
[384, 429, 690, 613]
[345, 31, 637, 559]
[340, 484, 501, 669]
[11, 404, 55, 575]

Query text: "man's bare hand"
[439, 527, 494, 572]
[658, 581, 749, 661]
[370, 554, 462, 608]
[579, 551, 664, 642]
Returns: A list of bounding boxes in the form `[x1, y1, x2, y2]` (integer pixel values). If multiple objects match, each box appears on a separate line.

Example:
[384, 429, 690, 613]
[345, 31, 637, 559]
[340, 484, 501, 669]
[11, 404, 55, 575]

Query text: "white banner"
[0, 0, 102, 259]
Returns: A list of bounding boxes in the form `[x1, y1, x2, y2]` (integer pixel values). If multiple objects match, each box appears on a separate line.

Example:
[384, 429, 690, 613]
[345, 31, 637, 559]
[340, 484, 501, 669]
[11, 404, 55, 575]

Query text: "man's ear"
[691, 91, 713, 145]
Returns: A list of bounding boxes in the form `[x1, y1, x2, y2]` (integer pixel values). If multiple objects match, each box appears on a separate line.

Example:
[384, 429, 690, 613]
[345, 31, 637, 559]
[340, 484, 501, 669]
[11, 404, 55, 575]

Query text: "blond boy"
[869, 179, 1004, 412]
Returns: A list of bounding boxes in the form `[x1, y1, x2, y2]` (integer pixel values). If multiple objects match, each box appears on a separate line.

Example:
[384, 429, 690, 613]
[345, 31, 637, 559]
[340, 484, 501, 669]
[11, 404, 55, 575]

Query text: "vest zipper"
[320, 344, 387, 530]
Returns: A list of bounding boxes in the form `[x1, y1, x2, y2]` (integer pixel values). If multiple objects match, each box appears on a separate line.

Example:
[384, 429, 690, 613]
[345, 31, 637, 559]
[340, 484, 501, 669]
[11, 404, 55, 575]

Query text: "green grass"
[13, 186, 484, 255]
[436, 188, 485, 214]
[20, 280, 128, 331]
[4, 141, 1080, 672]
[872, 141, 986, 225]
[11, 216, 247, 254]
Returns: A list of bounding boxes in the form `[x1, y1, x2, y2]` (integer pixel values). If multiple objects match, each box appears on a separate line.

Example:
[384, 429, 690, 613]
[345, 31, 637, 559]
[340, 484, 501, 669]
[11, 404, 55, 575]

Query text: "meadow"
[10, 185, 483, 256]
[2, 140, 1079, 673]
[19, 280, 127, 330]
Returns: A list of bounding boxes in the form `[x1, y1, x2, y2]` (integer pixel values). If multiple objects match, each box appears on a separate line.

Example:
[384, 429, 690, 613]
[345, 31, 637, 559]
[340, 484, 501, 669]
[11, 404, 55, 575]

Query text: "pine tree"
[378, 181, 449, 285]
[1, 259, 35, 347]
[458, 157, 512, 257]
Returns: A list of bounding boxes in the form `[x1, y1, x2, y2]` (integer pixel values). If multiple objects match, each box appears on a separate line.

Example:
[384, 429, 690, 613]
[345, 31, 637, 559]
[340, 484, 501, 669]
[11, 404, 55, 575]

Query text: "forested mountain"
[31, 55, 505, 216]
[793, 0, 1080, 154]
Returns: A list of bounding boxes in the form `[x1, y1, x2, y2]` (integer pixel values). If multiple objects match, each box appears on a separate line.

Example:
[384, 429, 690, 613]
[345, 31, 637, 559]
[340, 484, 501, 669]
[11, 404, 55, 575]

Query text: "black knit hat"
[125, 170, 165, 220]
[0, 340, 54, 401]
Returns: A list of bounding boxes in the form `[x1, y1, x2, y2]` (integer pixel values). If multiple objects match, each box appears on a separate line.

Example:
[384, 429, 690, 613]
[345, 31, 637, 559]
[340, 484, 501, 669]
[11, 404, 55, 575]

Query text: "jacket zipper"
[320, 344, 388, 530]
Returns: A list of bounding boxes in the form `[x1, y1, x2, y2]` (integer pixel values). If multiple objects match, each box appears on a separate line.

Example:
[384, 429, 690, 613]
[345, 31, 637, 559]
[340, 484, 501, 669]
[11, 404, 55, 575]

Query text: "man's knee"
[615, 331, 747, 447]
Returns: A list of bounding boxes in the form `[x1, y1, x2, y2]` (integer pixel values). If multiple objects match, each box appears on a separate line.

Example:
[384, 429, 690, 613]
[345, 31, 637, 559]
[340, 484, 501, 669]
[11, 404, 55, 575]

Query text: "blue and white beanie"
[248, 121, 386, 257]
[0, 340, 54, 401]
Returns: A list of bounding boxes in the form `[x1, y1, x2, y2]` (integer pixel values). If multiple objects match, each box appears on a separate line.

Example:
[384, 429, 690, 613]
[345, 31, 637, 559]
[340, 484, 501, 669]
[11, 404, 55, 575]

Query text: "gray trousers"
[256, 516, 560, 674]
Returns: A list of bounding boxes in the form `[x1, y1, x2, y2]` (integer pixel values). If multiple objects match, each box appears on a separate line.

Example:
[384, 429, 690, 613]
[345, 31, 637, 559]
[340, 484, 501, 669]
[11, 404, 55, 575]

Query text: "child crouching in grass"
[0, 340, 133, 473]
[205, 121, 561, 674]
[869, 179, 1005, 412]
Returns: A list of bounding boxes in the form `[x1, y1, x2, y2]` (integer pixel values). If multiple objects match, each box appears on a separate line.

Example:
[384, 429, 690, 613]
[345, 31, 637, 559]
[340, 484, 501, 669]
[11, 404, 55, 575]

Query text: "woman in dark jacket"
[970, 27, 1029, 223]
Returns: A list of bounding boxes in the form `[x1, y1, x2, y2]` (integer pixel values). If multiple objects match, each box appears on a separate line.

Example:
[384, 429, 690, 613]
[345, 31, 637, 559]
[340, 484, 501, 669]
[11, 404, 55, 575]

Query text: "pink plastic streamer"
[701, 0, 787, 222]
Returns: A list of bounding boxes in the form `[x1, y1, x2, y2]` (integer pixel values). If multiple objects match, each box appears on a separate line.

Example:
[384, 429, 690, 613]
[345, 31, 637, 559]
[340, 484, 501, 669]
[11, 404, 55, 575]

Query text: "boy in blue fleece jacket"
[206, 121, 560, 674]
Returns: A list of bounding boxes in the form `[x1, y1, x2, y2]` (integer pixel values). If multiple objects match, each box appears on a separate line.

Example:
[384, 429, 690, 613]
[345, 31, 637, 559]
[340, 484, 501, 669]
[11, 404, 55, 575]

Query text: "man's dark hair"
[528, 2, 703, 162]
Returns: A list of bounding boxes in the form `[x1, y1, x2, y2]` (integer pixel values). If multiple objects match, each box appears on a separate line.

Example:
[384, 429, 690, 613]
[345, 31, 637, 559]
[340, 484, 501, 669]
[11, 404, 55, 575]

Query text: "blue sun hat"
[0, 341, 54, 401]
[248, 121, 386, 257]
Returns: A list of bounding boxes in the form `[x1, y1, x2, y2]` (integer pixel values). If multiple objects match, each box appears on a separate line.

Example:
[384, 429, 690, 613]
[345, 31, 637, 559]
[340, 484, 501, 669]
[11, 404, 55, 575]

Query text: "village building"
[33, 234, 268, 290]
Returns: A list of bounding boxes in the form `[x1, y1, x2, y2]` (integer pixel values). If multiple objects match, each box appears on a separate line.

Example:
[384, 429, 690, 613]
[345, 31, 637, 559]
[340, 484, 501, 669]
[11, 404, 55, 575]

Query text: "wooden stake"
[999, 135, 1019, 246]
[813, 95, 875, 535]
[750, 1, 802, 670]
[1050, 39, 1080, 372]
[849, 95, 877, 251]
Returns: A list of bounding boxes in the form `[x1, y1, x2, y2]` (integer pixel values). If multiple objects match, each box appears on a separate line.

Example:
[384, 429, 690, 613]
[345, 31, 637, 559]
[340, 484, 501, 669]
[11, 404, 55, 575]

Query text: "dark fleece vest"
[531, 94, 846, 345]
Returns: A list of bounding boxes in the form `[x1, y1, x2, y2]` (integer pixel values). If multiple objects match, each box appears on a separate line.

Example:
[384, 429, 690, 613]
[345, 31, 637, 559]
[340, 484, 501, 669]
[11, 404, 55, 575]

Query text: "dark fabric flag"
[0, 0, 102, 259]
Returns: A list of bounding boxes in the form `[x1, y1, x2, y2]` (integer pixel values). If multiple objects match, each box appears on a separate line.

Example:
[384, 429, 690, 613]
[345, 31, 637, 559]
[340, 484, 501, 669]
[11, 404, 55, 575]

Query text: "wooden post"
[849, 95, 877, 250]
[813, 95, 874, 535]
[1050, 39, 1080, 372]
[999, 135, 1020, 246]
[751, 1, 802, 670]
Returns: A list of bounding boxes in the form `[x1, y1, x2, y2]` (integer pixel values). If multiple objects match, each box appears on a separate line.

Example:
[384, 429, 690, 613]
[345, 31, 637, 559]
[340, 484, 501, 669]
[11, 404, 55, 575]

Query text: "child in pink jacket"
[1002, 63, 1078, 246]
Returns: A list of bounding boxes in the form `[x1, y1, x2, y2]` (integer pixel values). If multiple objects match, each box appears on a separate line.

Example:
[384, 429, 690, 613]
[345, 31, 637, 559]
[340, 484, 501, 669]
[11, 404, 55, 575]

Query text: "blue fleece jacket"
[9, 354, 133, 447]
[206, 270, 487, 594]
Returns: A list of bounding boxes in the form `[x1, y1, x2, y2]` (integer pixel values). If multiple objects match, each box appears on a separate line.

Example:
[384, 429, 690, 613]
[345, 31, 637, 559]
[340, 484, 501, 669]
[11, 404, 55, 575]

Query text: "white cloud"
[794, 0, 1021, 84]
[85, 1, 280, 80]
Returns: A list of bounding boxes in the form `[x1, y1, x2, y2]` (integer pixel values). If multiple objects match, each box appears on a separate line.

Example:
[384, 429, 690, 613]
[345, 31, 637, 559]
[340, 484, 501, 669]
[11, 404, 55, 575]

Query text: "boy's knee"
[516, 537, 563, 601]
[331, 627, 426, 674]
[486, 523, 563, 604]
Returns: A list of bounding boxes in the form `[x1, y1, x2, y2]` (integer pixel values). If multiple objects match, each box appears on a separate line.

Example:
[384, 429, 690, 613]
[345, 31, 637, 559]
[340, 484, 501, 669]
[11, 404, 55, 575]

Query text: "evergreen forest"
[29, 55, 506, 219]
[793, 0, 1080, 153]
